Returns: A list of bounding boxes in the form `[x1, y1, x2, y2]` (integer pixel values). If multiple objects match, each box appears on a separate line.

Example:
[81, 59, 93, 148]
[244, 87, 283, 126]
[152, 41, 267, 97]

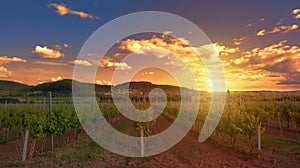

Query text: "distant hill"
[0, 79, 112, 97]
[0, 80, 32, 96]
[0, 79, 300, 98]
[34, 79, 74, 96]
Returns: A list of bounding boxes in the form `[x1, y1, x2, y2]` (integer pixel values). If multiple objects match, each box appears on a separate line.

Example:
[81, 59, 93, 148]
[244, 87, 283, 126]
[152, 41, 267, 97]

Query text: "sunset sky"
[0, 0, 300, 91]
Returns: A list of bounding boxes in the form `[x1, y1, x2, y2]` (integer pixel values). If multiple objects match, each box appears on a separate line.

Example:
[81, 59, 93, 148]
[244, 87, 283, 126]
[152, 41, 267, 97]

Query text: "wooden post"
[140, 126, 144, 157]
[22, 130, 29, 161]
[141, 90, 145, 157]
[5, 100, 7, 110]
[49, 91, 54, 150]
[257, 124, 261, 151]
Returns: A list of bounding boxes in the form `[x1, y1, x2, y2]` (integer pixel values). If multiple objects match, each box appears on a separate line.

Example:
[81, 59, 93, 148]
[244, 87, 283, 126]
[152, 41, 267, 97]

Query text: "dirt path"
[1, 114, 300, 167]
[51, 115, 300, 167]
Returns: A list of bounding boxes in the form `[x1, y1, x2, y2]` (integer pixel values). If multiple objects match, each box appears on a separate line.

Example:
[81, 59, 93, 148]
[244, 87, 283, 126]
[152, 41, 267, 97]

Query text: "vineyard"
[0, 91, 300, 167]
[164, 92, 300, 152]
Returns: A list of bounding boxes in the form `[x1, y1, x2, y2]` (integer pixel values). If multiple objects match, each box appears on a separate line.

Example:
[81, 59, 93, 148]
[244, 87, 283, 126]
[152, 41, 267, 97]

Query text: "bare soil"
[1, 115, 300, 168]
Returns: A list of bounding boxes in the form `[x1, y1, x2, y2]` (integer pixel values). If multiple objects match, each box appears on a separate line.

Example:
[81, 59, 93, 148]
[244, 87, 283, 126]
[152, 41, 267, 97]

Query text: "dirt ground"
[1, 115, 300, 168]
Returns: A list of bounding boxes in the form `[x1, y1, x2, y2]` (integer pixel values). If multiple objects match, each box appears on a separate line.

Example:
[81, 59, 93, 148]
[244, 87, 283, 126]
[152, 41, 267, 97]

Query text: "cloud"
[256, 24, 299, 37]
[277, 73, 300, 84]
[141, 71, 154, 76]
[33, 60, 67, 66]
[0, 56, 27, 65]
[256, 29, 267, 36]
[63, 43, 71, 48]
[50, 76, 63, 82]
[213, 42, 240, 56]
[0, 56, 26, 78]
[32, 45, 65, 59]
[118, 32, 238, 63]
[117, 32, 229, 91]
[276, 18, 286, 25]
[229, 40, 300, 85]
[0, 66, 11, 78]
[116, 32, 300, 89]
[53, 43, 71, 51]
[118, 39, 172, 58]
[233, 36, 247, 45]
[259, 18, 265, 22]
[96, 80, 112, 85]
[108, 62, 132, 70]
[70, 60, 92, 67]
[99, 56, 132, 70]
[247, 23, 253, 28]
[49, 3, 99, 20]
[292, 8, 300, 19]
[246, 18, 265, 27]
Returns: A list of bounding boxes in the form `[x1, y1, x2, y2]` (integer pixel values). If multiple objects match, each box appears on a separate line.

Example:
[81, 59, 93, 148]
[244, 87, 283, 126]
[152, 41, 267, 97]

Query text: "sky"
[0, 0, 300, 91]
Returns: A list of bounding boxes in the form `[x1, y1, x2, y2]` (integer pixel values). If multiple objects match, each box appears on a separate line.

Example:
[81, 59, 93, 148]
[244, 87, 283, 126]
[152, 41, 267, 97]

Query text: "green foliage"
[0, 104, 85, 140]
[24, 110, 48, 139]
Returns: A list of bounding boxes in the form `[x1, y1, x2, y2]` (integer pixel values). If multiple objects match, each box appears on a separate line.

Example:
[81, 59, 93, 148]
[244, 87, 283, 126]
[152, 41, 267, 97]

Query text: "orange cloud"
[33, 60, 67, 66]
[233, 36, 247, 45]
[108, 62, 132, 70]
[256, 29, 267, 36]
[213, 42, 240, 56]
[118, 32, 228, 91]
[0, 66, 11, 78]
[292, 8, 300, 19]
[246, 18, 265, 28]
[276, 18, 286, 25]
[118, 39, 171, 58]
[96, 80, 112, 85]
[63, 43, 71, 48]
[32, 45, 65, 59]
[230, 40, 299, 66]
[256, 24, 299, 37]
[53, 43, 71, 50]
[49, 3, 99, 20]
[50, 76, 63, 82]
[99, 56, 132, 70]
[0, 56, 27, 65]
[141, 71, 154, 76]
[70, 60, 92, 67]
[229, 40, 300, 84]
[119, 33, 238, 61]
[117, 32, 300, 90]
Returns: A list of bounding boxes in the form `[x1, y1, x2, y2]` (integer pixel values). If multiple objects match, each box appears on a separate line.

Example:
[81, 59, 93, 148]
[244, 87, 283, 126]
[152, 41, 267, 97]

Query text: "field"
[0, 92, 300, 167]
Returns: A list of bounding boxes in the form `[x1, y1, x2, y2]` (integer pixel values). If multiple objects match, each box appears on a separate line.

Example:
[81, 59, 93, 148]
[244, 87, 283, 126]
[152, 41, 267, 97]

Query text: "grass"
[0, 139, 7, 144]
[38, 117, 137, 164]
[113, 118, 138, 136]
[2, 162, 23, 167]
[0, 126, 21, 143]
[0, 134, 113, 168]
[45, 134, 112, 163]
[262, 134, 300, 156]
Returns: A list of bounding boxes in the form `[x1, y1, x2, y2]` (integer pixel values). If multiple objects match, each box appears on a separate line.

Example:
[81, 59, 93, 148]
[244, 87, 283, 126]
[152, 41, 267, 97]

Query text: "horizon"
[1, 78, 300, 93]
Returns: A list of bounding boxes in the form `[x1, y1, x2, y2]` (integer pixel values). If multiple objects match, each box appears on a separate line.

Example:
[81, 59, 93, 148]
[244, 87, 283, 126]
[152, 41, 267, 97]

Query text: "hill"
[0, 79, 300, 99]
[0, 80, 32, 96]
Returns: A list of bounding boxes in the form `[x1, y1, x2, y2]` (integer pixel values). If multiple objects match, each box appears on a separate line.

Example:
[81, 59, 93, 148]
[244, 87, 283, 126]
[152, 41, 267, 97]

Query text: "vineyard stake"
[140, 126, 144, 157]
[49, 91, 54, 151]
[141, 91, 145, 157]
[22, 130, 29, 161]
[257, 124, 261, 151]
